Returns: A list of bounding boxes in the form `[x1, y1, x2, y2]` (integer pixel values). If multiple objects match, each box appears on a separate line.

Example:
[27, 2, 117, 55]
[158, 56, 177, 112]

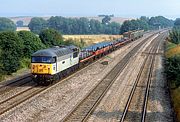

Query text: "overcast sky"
[0, 0, 179, 19]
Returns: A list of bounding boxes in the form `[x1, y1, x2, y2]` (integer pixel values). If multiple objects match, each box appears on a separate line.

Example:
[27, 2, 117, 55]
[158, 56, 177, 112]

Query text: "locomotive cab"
[31, 45, 80, 85]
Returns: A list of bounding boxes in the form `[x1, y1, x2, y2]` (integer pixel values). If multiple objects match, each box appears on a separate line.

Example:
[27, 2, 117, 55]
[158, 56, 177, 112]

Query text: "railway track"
[0, 74, 32, 95]
[61, 33, 158, 122]
[0, 32, 157, 117]
[119, 32, 167, 122]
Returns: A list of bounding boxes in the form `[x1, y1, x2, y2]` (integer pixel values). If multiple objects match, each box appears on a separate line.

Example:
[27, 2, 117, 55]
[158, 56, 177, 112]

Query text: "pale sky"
[0, 0, 179, 19]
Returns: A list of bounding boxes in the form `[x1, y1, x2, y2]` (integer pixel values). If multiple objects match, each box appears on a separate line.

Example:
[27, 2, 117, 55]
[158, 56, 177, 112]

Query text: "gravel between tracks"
[87, 32, 174, 122]
[0, 33, 155, 122]
[146, 38, 175, 122]
[87, 34, 157, 122]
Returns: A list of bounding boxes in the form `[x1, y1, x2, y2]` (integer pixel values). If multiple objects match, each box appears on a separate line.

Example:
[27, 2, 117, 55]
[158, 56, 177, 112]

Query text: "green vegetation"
[169, 19, 180, 45]
[0, 31, 45, 80]
[39, 28, 64, 47]
[28, 17, 47, 34]
[0, 17, 16, 31]
[16, 20, 24, 27]
[0, 28, 88, 80]
[120, 16, 173, 34]
[29, 16, 121, 35]
[148, 16, 174, 29]
[166, 18, 180, 121]
[0, 31, 23, 75]
[174, 18, 180, 27]
[120, 19, 149, 33]
[18, 31, 46, 58]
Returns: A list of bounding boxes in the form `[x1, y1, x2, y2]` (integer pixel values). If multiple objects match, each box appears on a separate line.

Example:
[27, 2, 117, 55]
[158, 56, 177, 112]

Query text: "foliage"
[102, 15, 111, 25]
[165, 55, 180, 88]
[120, 16, 173, 34]
[39, 28, 64, 47]
[0, 17, 16, 31]
[20, 58, 31, 68]
[18, 31, 45, 58]
[174, 18, 180, 27]
[0, 31, 23, 74]
[28, 17, 47, 34]
[89, 19, 103, 34]
[31, 16, 121, 35]
[171, 88, 180, 122]
[148, 16, 174, 29]
[169, 28, 180, 44]
[120, 19, 149, 34]
[16, 20, 24, 27]
[140, 16, 149, 23]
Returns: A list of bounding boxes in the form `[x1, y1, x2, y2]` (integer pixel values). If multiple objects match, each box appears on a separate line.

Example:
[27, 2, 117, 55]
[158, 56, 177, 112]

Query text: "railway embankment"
[165, 40, 180, 122]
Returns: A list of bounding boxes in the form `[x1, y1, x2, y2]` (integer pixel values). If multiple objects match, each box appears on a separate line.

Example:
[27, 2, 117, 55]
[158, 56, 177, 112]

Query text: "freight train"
[31, 30, 144, 85]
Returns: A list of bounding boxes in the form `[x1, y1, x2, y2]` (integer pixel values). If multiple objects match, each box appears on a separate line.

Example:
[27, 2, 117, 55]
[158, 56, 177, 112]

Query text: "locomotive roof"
[32, 45, 77, 57]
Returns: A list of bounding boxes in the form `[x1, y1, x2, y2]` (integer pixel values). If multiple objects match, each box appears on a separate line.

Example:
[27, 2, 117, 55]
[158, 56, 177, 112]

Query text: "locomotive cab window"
[73, 51, 78, 58]
[31, 56, 56, 63]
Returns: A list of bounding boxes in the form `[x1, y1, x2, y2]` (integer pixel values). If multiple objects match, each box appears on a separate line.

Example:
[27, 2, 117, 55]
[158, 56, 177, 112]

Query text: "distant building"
[16, 27, 30, 31]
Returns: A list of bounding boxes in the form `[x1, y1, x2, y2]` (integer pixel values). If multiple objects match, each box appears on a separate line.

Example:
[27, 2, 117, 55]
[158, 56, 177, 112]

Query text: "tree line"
[0, 16, 174, 35]
[28, 16, 174, 34]
[120, 16, 174, 33]
[28, 16, 121, 35]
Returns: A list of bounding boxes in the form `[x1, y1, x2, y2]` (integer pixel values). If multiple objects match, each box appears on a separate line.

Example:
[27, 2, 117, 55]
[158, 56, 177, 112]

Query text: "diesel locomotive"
[31, 30, 144, 85]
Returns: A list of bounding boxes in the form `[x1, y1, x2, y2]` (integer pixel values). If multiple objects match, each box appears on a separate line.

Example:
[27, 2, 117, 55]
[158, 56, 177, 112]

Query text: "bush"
[0, 17, 16, 31]
[20, 58, 31, 69]
[169, 28, 180, 44]
[39, 28, 64, 47]
[165, 55, 180, 88]
[18, 31, 45, 58]
[0, 31, 23, 74]
[28, 17, 47, 34]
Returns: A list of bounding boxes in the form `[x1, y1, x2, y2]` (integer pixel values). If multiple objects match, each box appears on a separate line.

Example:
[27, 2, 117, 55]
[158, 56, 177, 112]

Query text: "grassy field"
[63, 35, 123, 46]
[166, 41, 180, 121]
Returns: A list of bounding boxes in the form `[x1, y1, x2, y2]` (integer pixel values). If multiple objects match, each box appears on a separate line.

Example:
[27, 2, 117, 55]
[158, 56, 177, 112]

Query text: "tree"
[0, 17, 16, 31]
[16, 20, 24, 27]
[89, 19, 102, 34]
[174, 18, 180, 27]
[28, 17, 47, 34]
[48, 16, 66, 34]
[18, 31, 45, 58]
[102, 16, 111, 25]
[0, 31, 23, 74]
[166, 56, 180, 88]
[77, 17, 90, 34]
[39, 28, 64, 47]
[140, 16, 149, 23]
[108, 22, 121, 34]
[148, 16, 174, 29]
[120, 20, 134, 33]
[169, 28, 180, 44]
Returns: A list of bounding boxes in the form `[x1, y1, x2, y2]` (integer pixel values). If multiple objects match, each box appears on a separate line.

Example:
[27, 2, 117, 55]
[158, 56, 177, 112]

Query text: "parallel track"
[0, 32, 157, 116]
[0, 74, 32, 95]
[61, 33, 157, 122]
[119, 32, 167, 122]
